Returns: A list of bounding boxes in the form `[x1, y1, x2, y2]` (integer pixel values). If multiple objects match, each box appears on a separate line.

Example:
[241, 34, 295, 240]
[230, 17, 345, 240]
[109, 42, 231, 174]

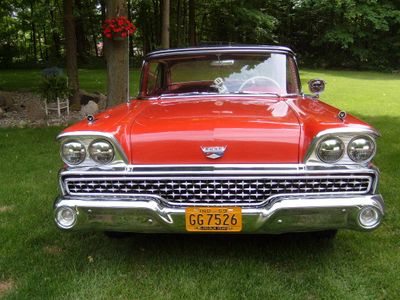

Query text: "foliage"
[38, 67, 70, 102]
[0, 70, 400, 298]
[0, 0, 399, 70]
[290, 0, 400, 69]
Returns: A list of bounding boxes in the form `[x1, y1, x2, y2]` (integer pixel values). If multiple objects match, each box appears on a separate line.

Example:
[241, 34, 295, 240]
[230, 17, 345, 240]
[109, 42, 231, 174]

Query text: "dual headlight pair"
[61, 140, 114, 165]
[317, 135, 376, 164]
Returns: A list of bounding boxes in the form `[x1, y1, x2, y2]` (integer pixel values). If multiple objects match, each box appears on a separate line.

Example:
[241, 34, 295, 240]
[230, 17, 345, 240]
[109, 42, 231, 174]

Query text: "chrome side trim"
[57, 131, 129, 165]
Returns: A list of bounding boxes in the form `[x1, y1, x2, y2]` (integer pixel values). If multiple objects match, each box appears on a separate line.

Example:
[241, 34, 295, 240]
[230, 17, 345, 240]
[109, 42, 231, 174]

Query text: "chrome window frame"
[138, 46, 302, 99]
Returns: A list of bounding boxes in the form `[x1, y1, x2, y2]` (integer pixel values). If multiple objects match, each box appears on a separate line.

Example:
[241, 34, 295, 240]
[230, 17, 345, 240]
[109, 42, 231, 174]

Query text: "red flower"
[102, 16, 136, 40]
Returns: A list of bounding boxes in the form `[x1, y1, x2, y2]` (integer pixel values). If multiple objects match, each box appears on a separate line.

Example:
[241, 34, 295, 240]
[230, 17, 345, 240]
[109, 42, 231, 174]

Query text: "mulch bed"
[0, 91, 82, 128]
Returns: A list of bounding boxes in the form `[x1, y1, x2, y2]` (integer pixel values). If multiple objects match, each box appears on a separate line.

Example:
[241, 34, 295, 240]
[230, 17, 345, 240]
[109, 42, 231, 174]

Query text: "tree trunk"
[127, 0, 134, 58]
[63, 0, 80, 108]
[161, 0, 170, 49]
[100, 0, 108, 58]
[30, 2, 37, 61]
[92, 30, 99, 57]
[176, 0, 181, 47]
[43, 26, 49, 60]
[50, 8, 61, 59]
[152, 0, 160, 47]
[75, 0, 88, 62]
[105, 0, 129, 107]
[188, 0, 196, 46]
[183, 0, 187, 45]
[38, 30, 44, 60]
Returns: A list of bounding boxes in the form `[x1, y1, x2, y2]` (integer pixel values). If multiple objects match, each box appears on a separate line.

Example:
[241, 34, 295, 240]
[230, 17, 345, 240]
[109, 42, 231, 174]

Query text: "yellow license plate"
[185, 207, 242, 232]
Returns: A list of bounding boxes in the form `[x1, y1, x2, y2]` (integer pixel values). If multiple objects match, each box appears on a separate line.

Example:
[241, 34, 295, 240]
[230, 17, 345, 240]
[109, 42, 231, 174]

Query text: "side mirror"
[308, 79, 326, 96]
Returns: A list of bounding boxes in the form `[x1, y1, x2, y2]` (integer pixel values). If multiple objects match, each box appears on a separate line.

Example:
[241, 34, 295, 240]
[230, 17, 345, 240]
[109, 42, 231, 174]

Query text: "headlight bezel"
[304, 128, 379, 165]
[58, 132, 128, 167]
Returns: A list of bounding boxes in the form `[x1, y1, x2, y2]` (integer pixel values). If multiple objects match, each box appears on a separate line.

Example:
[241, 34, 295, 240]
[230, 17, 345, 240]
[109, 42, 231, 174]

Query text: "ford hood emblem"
[201, 146, 227, 159]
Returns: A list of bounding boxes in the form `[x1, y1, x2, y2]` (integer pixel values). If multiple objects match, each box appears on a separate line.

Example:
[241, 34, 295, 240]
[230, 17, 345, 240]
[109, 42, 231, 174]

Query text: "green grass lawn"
[0, 69, 400, 299]
[0, 69, 141, 96]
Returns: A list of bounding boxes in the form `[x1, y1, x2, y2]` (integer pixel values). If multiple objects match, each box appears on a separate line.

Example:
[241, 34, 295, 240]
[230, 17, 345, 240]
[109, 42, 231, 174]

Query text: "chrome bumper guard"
[54, 194, 384, 233]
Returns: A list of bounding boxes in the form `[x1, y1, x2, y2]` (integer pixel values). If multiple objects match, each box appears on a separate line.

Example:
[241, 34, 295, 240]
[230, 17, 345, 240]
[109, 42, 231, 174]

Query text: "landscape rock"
[0, 108, 4, 118]
[18, 120, 27, 128]
[79, 90, 107, 109]
[26, 98, 46, 121]
[80, 100, 99, 117]
[94, 92, 107, 110]
[0, 93, 15, 111]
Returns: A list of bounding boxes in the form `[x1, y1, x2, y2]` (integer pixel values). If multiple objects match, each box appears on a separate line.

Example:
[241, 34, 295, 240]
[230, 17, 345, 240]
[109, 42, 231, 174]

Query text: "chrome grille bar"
[64, 175, 373, 206]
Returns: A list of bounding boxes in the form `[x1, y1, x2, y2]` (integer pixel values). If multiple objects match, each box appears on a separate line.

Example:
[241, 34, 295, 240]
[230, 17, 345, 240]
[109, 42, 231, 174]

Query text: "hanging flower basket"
[102, 16, 137, 41]
[111, 33, 125, 41]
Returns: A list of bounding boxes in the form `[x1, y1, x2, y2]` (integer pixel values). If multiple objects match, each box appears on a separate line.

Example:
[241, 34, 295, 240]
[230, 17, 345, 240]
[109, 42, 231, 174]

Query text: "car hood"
[128, 97, 300, 164]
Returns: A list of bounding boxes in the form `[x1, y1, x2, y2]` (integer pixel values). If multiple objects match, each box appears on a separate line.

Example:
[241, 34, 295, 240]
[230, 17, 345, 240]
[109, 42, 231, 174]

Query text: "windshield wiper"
[233, 91, 282, 97]
[161, 92, 219, 97]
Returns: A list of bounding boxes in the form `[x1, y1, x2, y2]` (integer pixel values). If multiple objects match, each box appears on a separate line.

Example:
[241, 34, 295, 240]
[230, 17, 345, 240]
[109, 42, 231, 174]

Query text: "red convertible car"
[54, 46, 384, 238]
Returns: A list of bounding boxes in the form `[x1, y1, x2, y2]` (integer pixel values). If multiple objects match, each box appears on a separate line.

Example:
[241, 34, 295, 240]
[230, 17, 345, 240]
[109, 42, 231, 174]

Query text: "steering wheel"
[237, 76, 281, 93]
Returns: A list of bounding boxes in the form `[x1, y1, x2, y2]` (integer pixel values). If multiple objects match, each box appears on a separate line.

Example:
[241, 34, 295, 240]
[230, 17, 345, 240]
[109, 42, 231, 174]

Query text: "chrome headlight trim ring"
[316, 136, 345, 163]
[347, 135, 377, 164]
[88, 139, 115, 164]
[60, 140, 86, 165]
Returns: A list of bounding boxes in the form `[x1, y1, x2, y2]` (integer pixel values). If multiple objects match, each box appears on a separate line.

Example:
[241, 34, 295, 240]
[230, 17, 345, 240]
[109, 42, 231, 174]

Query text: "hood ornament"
[201, 146, 227, 159]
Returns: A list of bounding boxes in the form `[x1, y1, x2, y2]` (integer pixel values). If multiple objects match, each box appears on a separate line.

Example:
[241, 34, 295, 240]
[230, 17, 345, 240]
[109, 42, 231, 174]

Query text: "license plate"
[185, 207, 242, 232]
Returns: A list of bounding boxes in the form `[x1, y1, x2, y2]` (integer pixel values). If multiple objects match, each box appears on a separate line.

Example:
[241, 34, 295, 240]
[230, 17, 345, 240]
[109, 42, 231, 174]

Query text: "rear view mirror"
[210, 60, 234, 66]
[308, 79, 326, 96]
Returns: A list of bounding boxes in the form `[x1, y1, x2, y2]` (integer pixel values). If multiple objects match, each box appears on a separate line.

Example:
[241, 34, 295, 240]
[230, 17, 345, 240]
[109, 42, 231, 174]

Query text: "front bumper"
[54, 194, 384, 233]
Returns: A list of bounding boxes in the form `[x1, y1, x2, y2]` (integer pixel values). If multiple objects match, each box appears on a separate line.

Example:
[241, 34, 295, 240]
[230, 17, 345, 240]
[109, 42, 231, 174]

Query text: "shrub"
[38, 67, 70, 102]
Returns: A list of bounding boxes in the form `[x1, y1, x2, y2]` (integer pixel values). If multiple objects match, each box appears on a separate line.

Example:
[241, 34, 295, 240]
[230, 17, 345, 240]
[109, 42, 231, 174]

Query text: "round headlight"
[61, 141, 86, 165]
[89, 140, 114, 164]
[348, 136, 376, 163]
[317, 137, 345, 163]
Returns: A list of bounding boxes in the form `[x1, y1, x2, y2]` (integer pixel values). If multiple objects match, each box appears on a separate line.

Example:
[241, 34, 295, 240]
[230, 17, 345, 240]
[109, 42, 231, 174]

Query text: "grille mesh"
[64, 175, 372, 205]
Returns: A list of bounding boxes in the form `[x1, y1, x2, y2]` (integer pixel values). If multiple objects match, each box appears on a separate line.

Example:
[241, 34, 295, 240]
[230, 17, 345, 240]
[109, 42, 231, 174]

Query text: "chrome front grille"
[64, 175, 373, 206]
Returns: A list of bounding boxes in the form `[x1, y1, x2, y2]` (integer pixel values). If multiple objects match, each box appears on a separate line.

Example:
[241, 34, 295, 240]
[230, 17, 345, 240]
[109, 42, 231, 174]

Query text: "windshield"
[141, 53, 300, 97]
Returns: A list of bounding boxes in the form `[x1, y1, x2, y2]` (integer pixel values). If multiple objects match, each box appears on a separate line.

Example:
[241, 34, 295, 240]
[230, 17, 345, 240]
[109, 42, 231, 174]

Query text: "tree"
[161, 0, 170, 48]
[105, 0, 129, 107]
[1, 0, 400, 70]
[63, 0, 80, 108]
[188, 0, 196, 46]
